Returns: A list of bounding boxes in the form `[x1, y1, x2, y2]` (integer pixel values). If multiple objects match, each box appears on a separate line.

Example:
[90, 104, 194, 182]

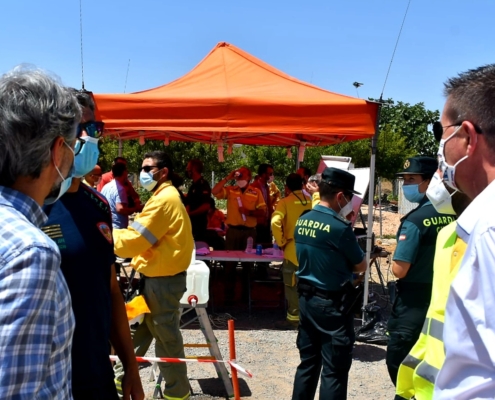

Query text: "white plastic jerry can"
[180, 260, 210, 307]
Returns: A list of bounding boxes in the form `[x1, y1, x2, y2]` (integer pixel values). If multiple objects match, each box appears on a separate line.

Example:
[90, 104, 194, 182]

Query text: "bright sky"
[2, 0, 494, 114]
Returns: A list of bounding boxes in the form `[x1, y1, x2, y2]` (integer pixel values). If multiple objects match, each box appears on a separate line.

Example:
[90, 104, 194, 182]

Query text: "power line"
[380, 0, 412, 101]
[124, 59, 131, 93]
[79, 0, 85, 89]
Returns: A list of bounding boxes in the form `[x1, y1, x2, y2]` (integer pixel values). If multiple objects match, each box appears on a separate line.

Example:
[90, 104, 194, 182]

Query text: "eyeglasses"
[77, 121, 105, 138]
[73, 138, 85, 156]
[141, 165, 159, 173]
[432, 121, 483, 142]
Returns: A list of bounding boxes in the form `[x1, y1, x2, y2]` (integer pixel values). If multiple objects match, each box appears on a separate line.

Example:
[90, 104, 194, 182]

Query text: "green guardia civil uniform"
[292, 168, 364, 400]
[387, 157, 455, 388]
[295, 205, 363, 290]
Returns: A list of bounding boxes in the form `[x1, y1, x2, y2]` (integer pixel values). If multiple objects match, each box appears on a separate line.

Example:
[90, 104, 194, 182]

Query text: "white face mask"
[237, 180, 248, 188]
[426, 173, 456, 215]
[438, 125, 466, 191]
[338, 196, 354, 218]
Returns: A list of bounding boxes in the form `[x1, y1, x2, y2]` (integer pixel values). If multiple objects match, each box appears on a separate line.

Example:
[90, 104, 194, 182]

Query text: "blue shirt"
[43, 184, 116, 392]
[101, 179, 128, 229]
[0, 186, 75, 400]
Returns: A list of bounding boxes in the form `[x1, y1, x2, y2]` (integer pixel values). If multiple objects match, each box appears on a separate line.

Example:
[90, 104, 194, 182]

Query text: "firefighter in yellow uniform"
[212, 166, 266, 302]
[269, 179, 281, 209]
[271, 173, 312, 330]
[395, 175, 471, 400]
[113, 151, 194, 400]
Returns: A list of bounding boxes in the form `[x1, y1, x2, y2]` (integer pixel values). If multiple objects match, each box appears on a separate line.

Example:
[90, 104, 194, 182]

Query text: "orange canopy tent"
[94, 42, 379, 148]
[95, 43, 381, 319]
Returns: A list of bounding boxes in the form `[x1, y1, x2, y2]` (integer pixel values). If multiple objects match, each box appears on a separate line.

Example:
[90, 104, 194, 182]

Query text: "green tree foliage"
[370, 98, 440, 157]
[99, 138, 246, 179]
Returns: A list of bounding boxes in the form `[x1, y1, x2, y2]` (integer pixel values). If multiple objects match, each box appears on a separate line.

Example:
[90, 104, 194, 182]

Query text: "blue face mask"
[74, 136, 100, 178]
[140, 170, 158, 191]
[45, 142, 75, 205]
[402, 183, 425, 203]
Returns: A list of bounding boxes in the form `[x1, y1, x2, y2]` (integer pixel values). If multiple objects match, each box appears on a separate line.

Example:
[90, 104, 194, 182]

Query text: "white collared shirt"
[434, 179, 495, 399]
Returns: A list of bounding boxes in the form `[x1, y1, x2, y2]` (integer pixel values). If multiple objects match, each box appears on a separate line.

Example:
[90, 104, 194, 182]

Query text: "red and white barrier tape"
[109, 355, 253, 378]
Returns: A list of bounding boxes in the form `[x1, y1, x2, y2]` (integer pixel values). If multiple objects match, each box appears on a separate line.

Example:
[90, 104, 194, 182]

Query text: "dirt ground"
[138, 310, 396, 400]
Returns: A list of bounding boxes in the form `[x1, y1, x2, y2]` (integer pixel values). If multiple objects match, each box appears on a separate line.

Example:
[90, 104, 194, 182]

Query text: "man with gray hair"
[433, 64, 495, 398]
[0, 67, 79, 398]
[42, 90, 143, 399]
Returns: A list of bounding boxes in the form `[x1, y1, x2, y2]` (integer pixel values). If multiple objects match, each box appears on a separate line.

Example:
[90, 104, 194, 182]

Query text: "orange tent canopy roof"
[94, 42, 379, 147]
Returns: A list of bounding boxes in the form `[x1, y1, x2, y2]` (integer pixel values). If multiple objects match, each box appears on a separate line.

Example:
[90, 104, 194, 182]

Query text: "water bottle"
[179, 260, 210, 307]
[246, 236, 253, 253]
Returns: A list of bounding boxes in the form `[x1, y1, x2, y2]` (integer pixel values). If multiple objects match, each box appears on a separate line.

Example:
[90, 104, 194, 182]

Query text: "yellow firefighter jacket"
[113, 181, 194, 277]
[271, 190, 312, 266]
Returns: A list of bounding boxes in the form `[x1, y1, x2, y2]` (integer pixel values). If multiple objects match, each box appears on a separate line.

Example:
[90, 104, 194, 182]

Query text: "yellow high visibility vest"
[396, 222, 466, 399]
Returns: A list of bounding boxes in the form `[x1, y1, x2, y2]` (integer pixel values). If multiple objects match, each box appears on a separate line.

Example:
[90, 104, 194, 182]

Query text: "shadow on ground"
[193, 377, 251, 399]
[181, 307, 287, 331]
[353, 343, 387, 362]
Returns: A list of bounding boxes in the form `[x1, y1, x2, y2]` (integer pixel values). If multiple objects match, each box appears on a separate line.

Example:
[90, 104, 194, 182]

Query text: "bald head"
[84, 165, 102, 188]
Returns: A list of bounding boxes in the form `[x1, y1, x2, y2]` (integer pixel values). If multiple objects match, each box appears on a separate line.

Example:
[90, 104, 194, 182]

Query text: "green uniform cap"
[397, 156, 438, 178]
[321, 167, 360, 195]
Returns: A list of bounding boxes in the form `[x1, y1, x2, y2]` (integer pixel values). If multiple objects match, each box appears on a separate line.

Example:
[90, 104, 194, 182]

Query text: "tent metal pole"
[362, 104, 381, 324]
[118, 139, 123, 157]
[378, 177, 383, 239]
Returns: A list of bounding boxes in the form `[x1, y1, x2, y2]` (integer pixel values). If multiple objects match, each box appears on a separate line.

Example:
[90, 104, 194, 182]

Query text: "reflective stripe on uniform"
[402, 354, 421, 370]
[131, 220, 158, 245]
[428, 318, 443, 341]
[114, 378, 122, 394]
[272, 210, 285, 219]
[419, 317, 443, 344]
[287, 313, 299, 322]
[415, 360, 440, 384]
[421, 317, 429, 334]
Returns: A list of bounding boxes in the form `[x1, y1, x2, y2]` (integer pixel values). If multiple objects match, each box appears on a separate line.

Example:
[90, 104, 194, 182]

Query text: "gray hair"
[70, 88, 95, 111]
[444, 64, 495, 150]
[0, 66, 81, 187]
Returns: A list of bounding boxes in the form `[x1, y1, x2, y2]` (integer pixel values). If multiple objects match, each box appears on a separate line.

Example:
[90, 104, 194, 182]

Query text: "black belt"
[228, 225, 256, 231]
[297, 281, 342, 300]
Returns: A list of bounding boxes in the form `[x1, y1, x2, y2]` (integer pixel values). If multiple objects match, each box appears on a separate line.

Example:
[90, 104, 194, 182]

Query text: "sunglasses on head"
[77, 121, 105, 138]
[141, 165, 159, 173]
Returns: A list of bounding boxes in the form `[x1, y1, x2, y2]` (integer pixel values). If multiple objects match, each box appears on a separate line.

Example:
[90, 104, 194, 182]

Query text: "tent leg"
[362, 104, 381, 324]
[378, 178, 383, 239]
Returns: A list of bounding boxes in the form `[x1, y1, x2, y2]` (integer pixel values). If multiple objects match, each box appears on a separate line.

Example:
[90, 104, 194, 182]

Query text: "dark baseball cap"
[321, 167, 360, 195]
[397, 156, 438, 178]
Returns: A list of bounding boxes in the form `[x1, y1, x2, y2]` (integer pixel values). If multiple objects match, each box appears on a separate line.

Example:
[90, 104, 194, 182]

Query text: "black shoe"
[274, 320, 298, 330]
